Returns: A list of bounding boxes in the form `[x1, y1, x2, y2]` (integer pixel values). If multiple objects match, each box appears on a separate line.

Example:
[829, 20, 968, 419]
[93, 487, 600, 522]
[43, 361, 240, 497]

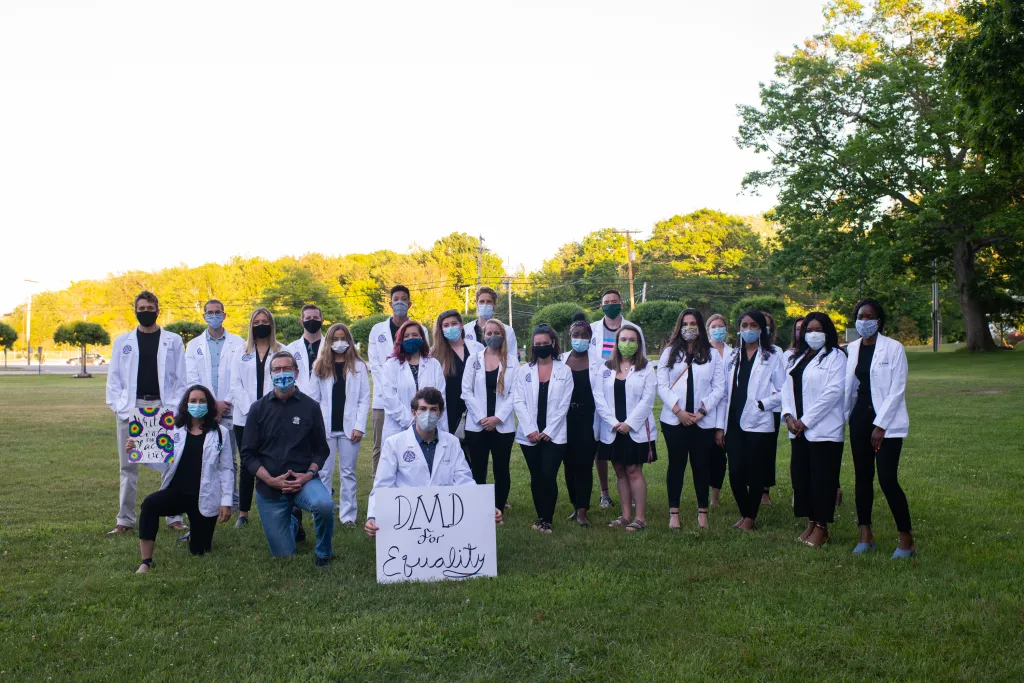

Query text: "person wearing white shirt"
[462, 319, 518, 512]
[594, 324, 657, 532]
[715, 310, 786, 532]
[285, 304, 325, 383]
[364, 387, 502, 537]
[705, 313, 732, 507]
[463, 286, 519, 367]
[228, 307, 286, 527]
[306, 323, 371, 526]
[105, 290, 187, 536]
[431, 310, 484, 436]
[560, 313, 601, 528]
[513, 325, 574, 534]
[845, 298, 915, 558]
[658, 310, 726, 531]
[381, 320, 447, 442]
[588, 289, 646, 510]
[781, 312, 848, 548]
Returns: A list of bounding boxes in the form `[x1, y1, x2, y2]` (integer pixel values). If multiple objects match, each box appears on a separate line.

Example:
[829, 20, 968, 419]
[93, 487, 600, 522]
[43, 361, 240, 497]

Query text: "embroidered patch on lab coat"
[403, 449, 417, 462]
[123, 346, 132, 354]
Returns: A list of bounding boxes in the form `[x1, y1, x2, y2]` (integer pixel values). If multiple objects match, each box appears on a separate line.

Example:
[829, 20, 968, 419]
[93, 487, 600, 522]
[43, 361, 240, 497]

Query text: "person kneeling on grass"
[365, 387, 502, 538]
[130, 384, 233, 574]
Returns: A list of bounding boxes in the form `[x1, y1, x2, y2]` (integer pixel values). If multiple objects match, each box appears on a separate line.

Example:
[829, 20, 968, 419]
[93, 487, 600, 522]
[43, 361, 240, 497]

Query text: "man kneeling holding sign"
[366, 387, 501, 583]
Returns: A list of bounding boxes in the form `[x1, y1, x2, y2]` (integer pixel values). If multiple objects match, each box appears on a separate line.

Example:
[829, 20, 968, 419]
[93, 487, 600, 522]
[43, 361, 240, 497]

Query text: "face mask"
[618, 340, 639, 357]
[187, 403, 208, 418]
[443, 325, 462, 342]
[477, 304, 494, 320]
[402, 338, 423, 355]
[485, 336, 504, 350]
[709, 327, 727, 343]
[602, 303, 622, 320]
[136, 310, 158, 327]
[302, 319, 323, 334]
[532, 345, 554, 360]
[681, 326, 699, 341]
[331, 340, 350, 354]
[856, 319, 879, 338]
[571, 338, 590, 353]
[740, 329, 761, 344]
[416, 411, 439, 431]
[205, 313, 224, 330]
[805, 331, 826, 350]
[392, 300, 410, 317]
[271, 371, 296, 391]
[252, 324, 272, 339]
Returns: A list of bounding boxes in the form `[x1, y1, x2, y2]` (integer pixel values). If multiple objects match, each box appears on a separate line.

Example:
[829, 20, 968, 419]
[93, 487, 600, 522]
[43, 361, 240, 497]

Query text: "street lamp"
[24, 279, 39, 366]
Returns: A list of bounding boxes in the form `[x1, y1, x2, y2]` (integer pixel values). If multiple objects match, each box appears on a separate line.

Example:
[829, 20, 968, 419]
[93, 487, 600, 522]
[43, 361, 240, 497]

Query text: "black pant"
[790, 436, 843, 524]
[709, 442, 727, 490]
[139, 488, 217, 555]
[234, 425, 255, 513]
[850, 408, 912, 532]
[521, 442, 566, 524]
[564, 415, 595, 510]
[767, 412, 781, 488]
[663, 422, 714, 509]
[726, 428, 776, 520]
[464, 430, 515, 510]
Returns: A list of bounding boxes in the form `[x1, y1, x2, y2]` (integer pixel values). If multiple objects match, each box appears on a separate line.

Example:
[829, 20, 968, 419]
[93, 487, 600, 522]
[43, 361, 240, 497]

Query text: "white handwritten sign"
[375, 484, 498, 584]
[125, 406, 177, 467]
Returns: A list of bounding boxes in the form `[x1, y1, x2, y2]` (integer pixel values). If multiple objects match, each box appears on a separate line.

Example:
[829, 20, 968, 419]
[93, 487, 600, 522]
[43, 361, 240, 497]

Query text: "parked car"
[67, 352, 107, 365]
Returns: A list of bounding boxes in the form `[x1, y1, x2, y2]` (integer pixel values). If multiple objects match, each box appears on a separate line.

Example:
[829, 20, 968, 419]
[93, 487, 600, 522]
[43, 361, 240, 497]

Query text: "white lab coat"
[367, 318, 431, 409]
[593, 362, 658, 444]
[464, 319, 519, 367]
[781, 347, 848, 443]
[381, 355, 447, 438]
[461, 348, 519, 434]
[512, 360, 574, 445]
[717, 347, 787, 434]
[588, 317, 647, 365]
[159, 426, 234, 517]
[367, 426, 475, 518]
[228, 343, 285, 426]
[656, 348, 726, 429]
[306, 360, 372, 439]
[105, 328, 187, 421]
[760, 345, 787, 413]
[844, 334, 909, 438]
[559, 351, 602, 440]
[185, 331, 243, 401]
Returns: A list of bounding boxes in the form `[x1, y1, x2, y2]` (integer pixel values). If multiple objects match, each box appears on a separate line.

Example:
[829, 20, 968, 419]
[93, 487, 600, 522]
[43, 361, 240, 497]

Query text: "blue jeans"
[255, 478, 334, 559]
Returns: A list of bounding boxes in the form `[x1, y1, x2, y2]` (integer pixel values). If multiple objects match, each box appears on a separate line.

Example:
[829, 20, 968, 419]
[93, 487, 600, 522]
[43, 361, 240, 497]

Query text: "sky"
[0, 0, 828, 315]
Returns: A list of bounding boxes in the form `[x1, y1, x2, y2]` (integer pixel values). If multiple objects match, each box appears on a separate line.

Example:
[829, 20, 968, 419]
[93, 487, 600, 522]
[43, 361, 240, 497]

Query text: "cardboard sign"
[126, 405, 177, 466]
[374, 484, 497, 584]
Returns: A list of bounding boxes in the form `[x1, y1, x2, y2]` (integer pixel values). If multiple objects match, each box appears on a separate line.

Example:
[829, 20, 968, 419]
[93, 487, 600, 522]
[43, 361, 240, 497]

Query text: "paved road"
[0, 364, 109, 375]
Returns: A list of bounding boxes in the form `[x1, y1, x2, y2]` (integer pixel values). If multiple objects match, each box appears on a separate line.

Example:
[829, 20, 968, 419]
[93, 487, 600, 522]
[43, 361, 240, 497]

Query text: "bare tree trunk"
[952, 237, 997, 351]
[80, 344, 86, 376]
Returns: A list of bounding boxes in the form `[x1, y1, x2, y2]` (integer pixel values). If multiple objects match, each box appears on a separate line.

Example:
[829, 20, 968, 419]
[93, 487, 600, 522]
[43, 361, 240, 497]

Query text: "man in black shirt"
[241, 351, 334, 567]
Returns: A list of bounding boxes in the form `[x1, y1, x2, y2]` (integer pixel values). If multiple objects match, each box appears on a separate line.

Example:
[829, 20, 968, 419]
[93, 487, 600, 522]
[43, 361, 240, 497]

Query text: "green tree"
[0, 321, 17, 368]
[274, 315, 303, 345]
[629, 301, 686, 353]
[737, 0, 1024, 350]
[261, 266, 346, 323]
[530, 303, 590, 348]
[53, 321, 110, 376]
[164, 321, 205, 345]
[349, 313, 389, 360]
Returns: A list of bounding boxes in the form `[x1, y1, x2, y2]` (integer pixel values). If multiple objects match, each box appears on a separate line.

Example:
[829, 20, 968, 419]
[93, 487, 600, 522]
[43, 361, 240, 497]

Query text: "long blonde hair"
[482, 318, 509, 394]
[431, 309, 465, 378]
[313, 323, 361, 380]
[245, 307, 284, 355]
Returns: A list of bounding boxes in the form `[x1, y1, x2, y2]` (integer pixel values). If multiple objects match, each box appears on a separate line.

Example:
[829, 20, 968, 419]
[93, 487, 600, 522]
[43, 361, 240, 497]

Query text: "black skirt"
[599, 432, 657, 465]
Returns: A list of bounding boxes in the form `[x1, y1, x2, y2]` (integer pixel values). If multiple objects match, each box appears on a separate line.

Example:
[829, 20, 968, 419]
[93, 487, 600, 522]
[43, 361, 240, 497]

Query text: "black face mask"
[136, 310, 158, 327]
[252, 324, 272, 339]
[532, 345, 554, 360]
[302, 320, 323, 334]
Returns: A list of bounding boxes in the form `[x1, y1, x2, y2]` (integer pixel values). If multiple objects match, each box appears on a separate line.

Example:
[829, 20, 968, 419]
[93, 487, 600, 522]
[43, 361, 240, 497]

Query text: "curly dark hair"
[174, 384, 220, 433]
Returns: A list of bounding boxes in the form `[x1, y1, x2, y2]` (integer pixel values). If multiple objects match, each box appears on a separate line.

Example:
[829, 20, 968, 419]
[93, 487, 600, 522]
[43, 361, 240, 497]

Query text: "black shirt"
[570, 368, 594, 413]
[614, 377, 627, 422]
[331, 363, 347, 433]
[537, 380, 550, 433]
[729, 349, 756, 428]
[790, 353, 814, 418]
[241, 389, 329, 500]
[389, 318, 400, 344]
[409, 363, 420, 390]
[170, 431, 204, 496]
[136, 329, 161, 398]
[855, 343, 875, 412]
[685, 364, 695, 414]
[445, 347, 469, 433]
[486, 368, 499, 417]
[303, 339, 321, 376]
[255, 346, 269, 400]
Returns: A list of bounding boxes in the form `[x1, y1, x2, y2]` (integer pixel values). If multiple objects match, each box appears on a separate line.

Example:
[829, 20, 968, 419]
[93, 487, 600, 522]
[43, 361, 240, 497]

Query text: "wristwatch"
[306, 469, 319, 478]
[697, 407, 707, 417]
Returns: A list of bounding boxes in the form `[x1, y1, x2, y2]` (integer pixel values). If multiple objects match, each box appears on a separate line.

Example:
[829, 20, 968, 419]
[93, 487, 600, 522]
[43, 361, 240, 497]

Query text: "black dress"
[446, 348, 469, 433]
[600, 376, 657, 465]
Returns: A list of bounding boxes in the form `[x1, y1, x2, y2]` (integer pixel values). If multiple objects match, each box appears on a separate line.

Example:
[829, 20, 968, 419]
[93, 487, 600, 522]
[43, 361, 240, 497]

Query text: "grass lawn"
[1, 351, 1022, 681]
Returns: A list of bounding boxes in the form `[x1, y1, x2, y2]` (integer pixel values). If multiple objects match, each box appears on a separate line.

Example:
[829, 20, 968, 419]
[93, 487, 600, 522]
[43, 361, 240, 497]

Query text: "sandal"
[697, 509, 709, 530]
[625, 520, 647, 532]
[607, 516, 630, 528]
[668, 510, 681, 531]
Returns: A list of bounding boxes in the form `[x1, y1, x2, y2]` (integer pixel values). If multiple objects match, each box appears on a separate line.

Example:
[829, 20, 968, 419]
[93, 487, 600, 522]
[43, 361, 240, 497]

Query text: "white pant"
[320, 433, 361, 523]
[115, 399, 182, 528]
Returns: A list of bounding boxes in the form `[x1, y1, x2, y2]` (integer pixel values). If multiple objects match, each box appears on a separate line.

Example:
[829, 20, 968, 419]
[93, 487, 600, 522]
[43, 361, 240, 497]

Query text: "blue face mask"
[443, 325, 462, 342]
[271, 371, 296, 391]
[709, 327, 727, 343]
[477, 304, 494, 320]
[392, 300, 409, 317]
[416, 411, 439, 431]
[402, 338, 423, 355]
[740, 329, 761, 344]
[856, 319, 879, 339]
[204, 313, 224, 330]
[571, 338, 590, 353]
[187, 403, 208, 418]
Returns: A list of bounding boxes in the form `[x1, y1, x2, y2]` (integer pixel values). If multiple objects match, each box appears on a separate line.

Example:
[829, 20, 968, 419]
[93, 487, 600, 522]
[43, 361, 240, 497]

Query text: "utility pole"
[503, 277, 513, 327]
[476, 235, 487, 288]
[641, 281, 647, 304]
[463, 286, 470, 316]
[613, 230, 641, 310]
[932, 258, 941, 352]
[24, 279, 39, 366]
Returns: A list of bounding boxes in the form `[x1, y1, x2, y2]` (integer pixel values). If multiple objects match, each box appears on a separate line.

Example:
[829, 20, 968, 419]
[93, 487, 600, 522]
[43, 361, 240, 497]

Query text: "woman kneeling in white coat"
[380, 320, 447, 442]
[307, 323, 371, 526]
[595, 324, 658, 532]
[782, 312, 847, 548]
[129, 384, 233, 573]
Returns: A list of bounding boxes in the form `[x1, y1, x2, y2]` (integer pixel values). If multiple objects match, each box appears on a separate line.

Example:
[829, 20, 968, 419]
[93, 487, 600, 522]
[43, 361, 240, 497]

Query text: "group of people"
[104, 286, 916, 574]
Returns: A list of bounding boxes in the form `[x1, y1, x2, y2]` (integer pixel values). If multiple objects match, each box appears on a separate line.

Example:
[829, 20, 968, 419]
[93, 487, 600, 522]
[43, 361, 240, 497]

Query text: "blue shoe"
[891, 546, 917, 559]
[852, 541, 876, 555]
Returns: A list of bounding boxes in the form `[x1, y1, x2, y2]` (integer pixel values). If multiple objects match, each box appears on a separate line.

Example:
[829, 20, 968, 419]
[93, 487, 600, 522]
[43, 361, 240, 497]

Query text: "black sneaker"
[293, 507, 306, 542]
[234, 516, 248, 529]
[314, 555, 330, 569]
[177, 531, 190, 542]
